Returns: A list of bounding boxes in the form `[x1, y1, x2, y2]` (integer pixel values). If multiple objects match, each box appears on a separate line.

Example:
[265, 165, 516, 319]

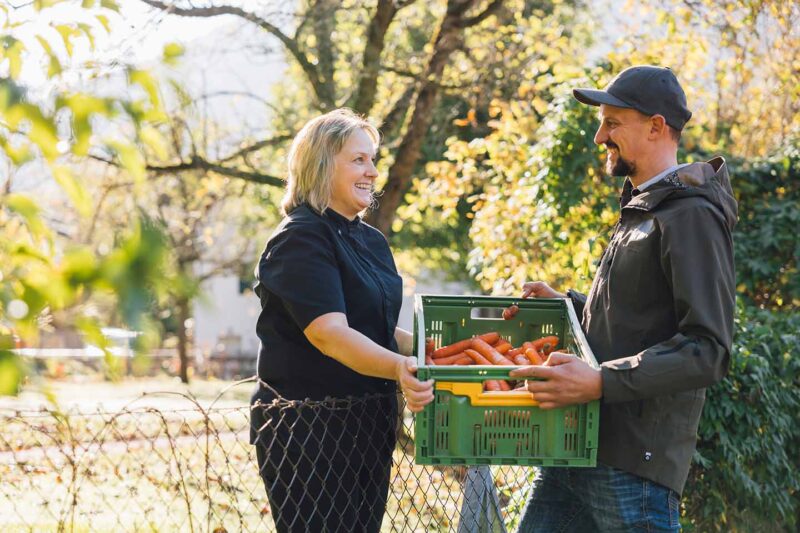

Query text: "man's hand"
[521, 281, 566, 299]
[508, 352, 602, 409]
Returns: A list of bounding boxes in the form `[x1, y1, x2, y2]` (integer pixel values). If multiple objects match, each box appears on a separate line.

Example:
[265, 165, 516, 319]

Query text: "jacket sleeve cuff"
[600, 356, 641, 403]
[566, 289, 587, 318]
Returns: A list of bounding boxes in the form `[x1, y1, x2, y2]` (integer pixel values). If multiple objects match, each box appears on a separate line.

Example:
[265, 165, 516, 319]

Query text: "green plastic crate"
[413, 295, 599, 466]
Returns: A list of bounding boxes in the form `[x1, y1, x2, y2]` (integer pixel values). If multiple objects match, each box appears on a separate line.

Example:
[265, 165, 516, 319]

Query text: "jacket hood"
[625, 156, 738, 230]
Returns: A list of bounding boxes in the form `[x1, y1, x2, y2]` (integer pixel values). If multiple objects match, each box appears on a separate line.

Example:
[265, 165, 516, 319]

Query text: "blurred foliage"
[609, 0, 799, 160]
[684, 302, 800, 532]
[0, 0, 188, 394]
[394, 0, 594, 279]
[731, 147, 800, 310]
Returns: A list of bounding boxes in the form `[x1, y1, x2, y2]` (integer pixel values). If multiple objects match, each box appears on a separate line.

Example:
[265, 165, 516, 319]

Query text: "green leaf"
[95, 14, 111, 33]
[62, 247, 99, 285]
[5, 193, 48, 238]
[0, 349, 23, 396]
[36, 35, 63, 77]
[138, 125, 168, 160]
[52, 165, 92, 216]
[54, 24, 79, 57]
[108, 139, 146, 182]
[0, 135, 33, 165]
[5, 103, 59, 160]
[128, 69, 161, 109]
[4, 38, 25, 78]
[162, 42, 184, 66]
[77, 23, 95, 50]
[33, 0, 61, 10]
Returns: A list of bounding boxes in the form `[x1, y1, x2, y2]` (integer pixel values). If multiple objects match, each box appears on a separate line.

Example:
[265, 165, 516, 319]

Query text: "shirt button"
[644, 452, 652, 461]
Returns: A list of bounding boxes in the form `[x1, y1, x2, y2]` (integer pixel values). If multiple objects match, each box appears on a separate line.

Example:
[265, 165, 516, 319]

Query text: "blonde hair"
[281, 108, 380, 216]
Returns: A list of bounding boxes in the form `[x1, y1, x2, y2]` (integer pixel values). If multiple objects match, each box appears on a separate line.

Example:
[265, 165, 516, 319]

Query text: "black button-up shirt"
[252, 204, 402, 401]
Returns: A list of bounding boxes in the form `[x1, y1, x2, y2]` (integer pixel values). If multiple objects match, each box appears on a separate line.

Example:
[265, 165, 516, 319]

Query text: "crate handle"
[436, 382, 539, 407]
[469, 307, 507, 320]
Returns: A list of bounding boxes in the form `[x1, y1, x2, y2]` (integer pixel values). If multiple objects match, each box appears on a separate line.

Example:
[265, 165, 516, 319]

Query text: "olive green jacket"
[569, 156, 737, 494]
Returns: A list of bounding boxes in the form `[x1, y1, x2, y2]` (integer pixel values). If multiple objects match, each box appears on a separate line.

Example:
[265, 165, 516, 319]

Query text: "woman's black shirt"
[252, 204, 403, 401]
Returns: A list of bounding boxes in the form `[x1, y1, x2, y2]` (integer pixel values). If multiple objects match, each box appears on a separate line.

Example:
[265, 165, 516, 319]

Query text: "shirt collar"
[324, 206, 362, 229]
[635, 163, 689, 192]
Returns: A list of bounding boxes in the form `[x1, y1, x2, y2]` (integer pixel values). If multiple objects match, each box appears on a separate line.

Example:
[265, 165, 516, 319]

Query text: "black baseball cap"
[573, 66, 692, 131]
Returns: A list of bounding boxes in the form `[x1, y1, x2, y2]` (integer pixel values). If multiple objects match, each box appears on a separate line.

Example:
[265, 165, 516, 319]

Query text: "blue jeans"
[516, 463, 681, 532]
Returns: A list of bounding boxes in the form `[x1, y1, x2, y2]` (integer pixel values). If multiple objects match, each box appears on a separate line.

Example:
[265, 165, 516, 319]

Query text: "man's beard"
[605, 143, 635, 177]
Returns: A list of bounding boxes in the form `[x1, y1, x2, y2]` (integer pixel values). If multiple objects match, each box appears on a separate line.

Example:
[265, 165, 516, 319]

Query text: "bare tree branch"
[139, 0, 332, 109]
[378, 82, 417, 143]
[91, 154, 285, 188]
[217, 134, 293, 163]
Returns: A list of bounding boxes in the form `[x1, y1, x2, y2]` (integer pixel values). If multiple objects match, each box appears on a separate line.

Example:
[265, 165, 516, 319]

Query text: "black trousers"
[252, 394, 397, 533]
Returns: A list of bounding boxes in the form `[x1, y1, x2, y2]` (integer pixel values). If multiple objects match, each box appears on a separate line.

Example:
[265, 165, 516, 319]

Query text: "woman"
[250, 108, 434, 533]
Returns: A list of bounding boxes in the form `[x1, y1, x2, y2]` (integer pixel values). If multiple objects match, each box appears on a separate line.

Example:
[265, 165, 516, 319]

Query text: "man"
[510, 66, 738, 531]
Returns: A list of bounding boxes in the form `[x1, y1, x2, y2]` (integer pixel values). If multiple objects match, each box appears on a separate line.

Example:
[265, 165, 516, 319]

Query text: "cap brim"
[572, 88, 632, 109]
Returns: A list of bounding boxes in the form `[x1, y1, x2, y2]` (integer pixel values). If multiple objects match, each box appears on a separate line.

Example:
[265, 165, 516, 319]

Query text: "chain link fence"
[0, 378, 535, 532]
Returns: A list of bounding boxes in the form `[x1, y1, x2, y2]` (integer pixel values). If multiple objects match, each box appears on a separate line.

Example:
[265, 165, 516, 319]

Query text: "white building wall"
[193, 275, 261, 357]
[193, 269, 472, 360]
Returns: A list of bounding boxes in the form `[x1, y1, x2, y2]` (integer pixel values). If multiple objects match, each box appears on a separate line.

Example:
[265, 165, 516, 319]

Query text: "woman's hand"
[395, 357, 434, 413]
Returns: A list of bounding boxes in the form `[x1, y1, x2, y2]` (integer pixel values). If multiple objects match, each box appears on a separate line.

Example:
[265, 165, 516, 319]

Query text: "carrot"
[507, 347, 523, 358]
[431, 332, 500, 359]
[512, 353, 530, 366]
[425, 355, 434, 365]
[483, 380, 502, 391]
[532, 336, 559, 352]
[425, 338, 435, 356]
[522, 341, 534, 353]
[494, 341, 513, 355]
[464, 348, 493, 366]
[477, 332, 501, 346]
[432, 352, 472, 365]
[497, 380, 512, 391]
[471, 338, 516, 366]
[502, 304, 519, 320]
[525, 347, 545, 365]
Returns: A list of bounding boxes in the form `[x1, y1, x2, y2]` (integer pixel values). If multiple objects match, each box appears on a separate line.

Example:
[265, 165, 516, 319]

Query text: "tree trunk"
[352, 0, 398, 115]
[367, 0, 499, 235]
[176, 297, 191, 384]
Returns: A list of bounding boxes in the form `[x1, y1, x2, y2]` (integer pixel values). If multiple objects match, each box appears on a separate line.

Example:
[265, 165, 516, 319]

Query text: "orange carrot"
[471, 338, 516, 366]
[483, 380, 502, 391]
[494, 341, 513, 354]
[525, 347, 545, 365]
[497, 380, 512, 391]
[507, 347, 523, 358]
[532, 336, 559, 352]
[432, 332, 500, 359]
[512, 353, 530, 366]
[464, 348, 493, 366]
[432, 352, 472, 365]
[465, 348, 503, 391]
[502, 304, 519, 320]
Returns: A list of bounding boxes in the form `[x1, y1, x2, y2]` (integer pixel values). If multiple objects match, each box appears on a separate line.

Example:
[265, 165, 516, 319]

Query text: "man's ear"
[649, 114, 667, 139]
